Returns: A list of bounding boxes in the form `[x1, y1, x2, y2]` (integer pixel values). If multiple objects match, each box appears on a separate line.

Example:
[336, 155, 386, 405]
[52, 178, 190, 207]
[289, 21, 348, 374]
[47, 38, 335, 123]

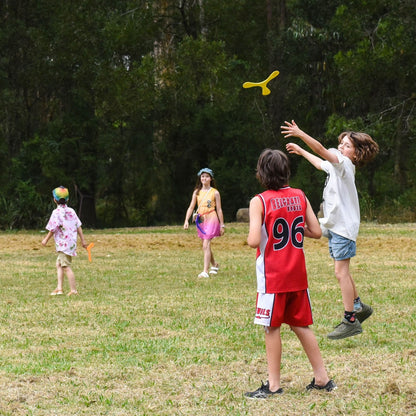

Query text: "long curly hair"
[339, 132, 379, 167]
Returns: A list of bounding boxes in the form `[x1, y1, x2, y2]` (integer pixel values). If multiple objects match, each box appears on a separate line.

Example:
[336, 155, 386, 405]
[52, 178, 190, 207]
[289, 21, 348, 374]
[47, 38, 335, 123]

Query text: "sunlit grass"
[0, 223, 415, 415]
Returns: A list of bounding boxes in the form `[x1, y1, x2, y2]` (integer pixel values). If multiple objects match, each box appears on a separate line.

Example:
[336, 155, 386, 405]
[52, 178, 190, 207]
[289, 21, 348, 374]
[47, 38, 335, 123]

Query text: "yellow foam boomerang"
[242, 70, 280, 95]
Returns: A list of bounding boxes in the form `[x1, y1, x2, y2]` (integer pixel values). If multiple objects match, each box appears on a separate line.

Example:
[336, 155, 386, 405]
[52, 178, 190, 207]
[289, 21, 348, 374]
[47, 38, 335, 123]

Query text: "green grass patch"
[0, 223, 415, 415]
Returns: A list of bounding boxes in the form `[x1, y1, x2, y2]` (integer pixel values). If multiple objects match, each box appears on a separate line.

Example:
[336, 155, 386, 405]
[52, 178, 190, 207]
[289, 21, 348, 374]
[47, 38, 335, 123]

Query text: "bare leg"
[56, 261, 64, 291]
[63, 266, 77, 292]
[202, 239, 212, 273]
[334, 259, 356, 312]
[265, 326, 282, 392]
[210, 252, 218, 268]
[208, 242, 218, 269]
[291, 326, 329, 386]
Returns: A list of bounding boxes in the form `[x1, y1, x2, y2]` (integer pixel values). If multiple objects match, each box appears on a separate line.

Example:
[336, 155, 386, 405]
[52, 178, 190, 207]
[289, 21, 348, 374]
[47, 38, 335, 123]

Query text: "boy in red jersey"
[245, 149, 336, 399]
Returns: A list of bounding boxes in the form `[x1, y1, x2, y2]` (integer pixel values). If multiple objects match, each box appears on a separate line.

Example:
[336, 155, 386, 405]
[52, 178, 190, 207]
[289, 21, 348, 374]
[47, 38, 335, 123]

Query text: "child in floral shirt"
[42, 186, 87, 296]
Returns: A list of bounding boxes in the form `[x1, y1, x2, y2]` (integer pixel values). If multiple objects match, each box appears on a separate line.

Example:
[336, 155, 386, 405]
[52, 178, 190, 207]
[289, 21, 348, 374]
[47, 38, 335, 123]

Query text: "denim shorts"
[328, 231, 356, 260]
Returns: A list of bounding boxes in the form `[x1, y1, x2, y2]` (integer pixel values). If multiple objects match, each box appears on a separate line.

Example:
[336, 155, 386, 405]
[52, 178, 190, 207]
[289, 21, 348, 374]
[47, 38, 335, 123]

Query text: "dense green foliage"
[1, 0, 415, 228]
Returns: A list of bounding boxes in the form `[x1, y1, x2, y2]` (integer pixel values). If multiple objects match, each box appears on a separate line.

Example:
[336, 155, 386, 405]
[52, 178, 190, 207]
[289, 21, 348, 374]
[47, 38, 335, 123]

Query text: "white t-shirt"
[320, 149, 360, 241]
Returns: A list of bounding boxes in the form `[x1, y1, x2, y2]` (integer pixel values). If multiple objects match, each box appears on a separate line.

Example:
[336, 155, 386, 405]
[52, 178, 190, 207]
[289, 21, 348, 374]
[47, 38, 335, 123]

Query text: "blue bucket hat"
[197, 168, 214, 177]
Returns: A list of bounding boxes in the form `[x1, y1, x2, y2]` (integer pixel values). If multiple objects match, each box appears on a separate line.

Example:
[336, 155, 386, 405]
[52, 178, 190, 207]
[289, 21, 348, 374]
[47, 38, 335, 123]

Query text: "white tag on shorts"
[254, 292, 275, 326]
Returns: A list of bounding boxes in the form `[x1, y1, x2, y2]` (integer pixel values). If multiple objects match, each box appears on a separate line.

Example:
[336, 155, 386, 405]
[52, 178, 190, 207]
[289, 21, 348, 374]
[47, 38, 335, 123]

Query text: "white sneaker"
[198, 271, 209, 278]
[209, 266, 219, 275]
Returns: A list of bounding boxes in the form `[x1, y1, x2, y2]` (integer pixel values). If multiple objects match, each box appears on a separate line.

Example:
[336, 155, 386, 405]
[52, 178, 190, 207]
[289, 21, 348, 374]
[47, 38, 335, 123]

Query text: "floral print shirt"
[46, 204, 82, 256]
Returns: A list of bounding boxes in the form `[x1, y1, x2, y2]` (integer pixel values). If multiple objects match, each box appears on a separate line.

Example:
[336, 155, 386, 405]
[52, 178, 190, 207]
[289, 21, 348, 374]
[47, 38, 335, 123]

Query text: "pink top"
[46, 205, 82, 256]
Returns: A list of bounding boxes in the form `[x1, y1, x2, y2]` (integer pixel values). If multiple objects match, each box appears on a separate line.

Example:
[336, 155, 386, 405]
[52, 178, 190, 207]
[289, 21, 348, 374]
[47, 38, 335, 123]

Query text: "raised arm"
[281, 120, 338, 164]
[286, 142, 324, 171]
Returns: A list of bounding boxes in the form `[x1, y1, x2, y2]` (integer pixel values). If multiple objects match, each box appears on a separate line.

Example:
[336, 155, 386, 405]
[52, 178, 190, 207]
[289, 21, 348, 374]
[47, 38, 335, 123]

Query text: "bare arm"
[41, 231, 54, 246]
[247, 196, 263, 248]
[281, 120, 339, 164]
[183, 191, 197, 230]
[214, 190, 225, 235]
[303, 198, 321, 239]
[77, 226, 88, 248]
[286, 142, 324, 171]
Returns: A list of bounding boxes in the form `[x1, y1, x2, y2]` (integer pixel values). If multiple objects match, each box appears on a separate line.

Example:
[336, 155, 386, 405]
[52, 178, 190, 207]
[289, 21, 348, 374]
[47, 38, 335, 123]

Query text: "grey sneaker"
[306, 378, 337, 392]
[327, 318, 362, 340]
[245, 381, 283, 399]
[355, 303, 373, 323]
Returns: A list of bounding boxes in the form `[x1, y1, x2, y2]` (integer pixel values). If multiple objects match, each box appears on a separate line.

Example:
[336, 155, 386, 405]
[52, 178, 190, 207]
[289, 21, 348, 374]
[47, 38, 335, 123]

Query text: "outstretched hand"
[281, 120, 302, 138]
[286, 142, 303, 155]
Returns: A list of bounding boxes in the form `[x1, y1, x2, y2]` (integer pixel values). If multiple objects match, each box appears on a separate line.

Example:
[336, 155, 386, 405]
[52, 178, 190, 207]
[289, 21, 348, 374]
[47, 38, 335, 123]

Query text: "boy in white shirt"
[281, 120, 379, 340]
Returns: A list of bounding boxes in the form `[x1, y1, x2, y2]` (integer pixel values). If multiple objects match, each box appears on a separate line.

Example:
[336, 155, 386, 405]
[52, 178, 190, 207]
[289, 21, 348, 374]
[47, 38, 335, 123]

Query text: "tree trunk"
[75, 185, 96, 228]
[266, 0, 287, 146]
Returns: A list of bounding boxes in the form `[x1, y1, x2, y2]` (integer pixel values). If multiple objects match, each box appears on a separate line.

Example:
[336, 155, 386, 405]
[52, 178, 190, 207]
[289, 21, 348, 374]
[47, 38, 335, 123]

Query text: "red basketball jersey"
[256, 187, 308, 293]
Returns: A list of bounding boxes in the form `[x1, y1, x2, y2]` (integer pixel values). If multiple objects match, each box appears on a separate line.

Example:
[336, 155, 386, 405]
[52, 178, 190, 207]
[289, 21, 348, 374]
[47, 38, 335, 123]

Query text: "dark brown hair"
[194, 174, 217, 195]
[256, 149, 290, 190]
[338, 132, 379, 167]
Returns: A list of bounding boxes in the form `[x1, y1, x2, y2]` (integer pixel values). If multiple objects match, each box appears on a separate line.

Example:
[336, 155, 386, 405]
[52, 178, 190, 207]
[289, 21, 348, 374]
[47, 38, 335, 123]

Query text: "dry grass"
[0, 223, 415, 415]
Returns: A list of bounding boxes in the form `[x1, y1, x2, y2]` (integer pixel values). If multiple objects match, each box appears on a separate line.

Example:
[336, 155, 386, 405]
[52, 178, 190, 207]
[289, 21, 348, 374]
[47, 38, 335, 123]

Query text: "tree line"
[1, 0, 415, 229]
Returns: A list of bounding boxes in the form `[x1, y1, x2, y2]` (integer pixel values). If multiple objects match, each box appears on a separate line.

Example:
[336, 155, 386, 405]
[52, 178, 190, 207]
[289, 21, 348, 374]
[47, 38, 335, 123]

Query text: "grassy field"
[0, 223, 415, 415]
